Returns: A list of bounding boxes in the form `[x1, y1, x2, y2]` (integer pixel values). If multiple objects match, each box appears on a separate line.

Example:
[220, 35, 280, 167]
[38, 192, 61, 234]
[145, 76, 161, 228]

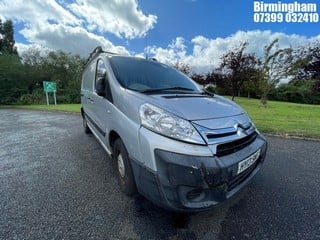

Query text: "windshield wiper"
[140, 87, 197, 94]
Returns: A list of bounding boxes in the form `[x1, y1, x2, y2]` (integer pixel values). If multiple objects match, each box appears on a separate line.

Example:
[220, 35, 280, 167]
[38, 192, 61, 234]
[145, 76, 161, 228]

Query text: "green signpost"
[43, 81, 57, 105]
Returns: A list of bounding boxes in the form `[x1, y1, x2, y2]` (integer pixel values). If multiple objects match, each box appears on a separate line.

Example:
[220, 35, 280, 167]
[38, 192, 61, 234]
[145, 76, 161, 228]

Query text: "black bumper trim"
[131, 135, 267, 212]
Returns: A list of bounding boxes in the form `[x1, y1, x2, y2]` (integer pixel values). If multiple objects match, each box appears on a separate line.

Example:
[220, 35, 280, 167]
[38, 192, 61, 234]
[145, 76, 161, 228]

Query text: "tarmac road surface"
[0, 109, 319, 240]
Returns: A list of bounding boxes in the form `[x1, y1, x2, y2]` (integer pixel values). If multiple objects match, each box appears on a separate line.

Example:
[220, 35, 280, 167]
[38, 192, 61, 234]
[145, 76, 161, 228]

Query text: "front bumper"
[131, 129, 267, 212]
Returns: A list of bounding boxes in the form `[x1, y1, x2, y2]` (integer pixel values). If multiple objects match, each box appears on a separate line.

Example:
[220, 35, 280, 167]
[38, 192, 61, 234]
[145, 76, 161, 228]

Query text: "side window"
[82, 62, 95, 90]
[95, 59, 113, 103]
[96, 59, 107, 79]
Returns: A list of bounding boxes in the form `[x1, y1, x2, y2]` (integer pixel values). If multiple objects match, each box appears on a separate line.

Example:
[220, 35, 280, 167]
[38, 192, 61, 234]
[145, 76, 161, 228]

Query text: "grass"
[1, 104, 81, 113]
[1, 99, 320, 138]
[234, 98, 320, 139]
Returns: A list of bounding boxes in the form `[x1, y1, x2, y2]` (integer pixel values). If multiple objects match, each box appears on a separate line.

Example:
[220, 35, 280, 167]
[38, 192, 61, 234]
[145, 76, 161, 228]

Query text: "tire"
[83, 115, 91, 134]
[112, 138, 137, 196]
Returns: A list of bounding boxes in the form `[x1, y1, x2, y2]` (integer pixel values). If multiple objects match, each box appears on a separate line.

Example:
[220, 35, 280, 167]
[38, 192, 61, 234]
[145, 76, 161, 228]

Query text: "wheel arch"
[81, 107, 84, 117]
[109, 130, 121, 151]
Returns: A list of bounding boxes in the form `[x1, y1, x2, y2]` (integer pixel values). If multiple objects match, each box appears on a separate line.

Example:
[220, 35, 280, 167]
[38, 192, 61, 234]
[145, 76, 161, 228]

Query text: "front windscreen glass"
[109, 56, 201, 94]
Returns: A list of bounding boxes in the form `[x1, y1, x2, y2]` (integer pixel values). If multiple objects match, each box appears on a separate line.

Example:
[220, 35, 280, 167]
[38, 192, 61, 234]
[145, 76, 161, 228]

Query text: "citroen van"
[80, 46, 267, 212]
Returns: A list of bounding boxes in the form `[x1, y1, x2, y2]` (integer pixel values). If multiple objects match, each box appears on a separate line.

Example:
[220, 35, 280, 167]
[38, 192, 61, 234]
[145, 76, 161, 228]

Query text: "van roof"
[85, 46, 119, 67]
[85, 46, 157, 67]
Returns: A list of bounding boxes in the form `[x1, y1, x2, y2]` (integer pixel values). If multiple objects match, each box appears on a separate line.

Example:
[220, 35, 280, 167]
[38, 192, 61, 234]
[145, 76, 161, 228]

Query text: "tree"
[20, 46, 48, 93]
[0, 19, 17, 54]
[21, 45, 45, 66]
[190, 72, 206, 85]
[173, 61, 191, 76]
[40, 50, 85, 103]
[242, 70, 261, 98]
[0, 53, 27, 104]
[294, 42, 320, 81]
[219, 42, 259, 100]
[259, 39, 293, 107]
[290, 41, 320, 96]
[0, 18, 22, 104]
[0, 19, 3, 52]
[0, 18, 85, 104]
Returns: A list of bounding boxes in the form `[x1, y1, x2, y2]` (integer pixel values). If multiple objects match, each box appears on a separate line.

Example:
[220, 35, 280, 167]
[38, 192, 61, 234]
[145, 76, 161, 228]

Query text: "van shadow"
[132, 195, 197, 240]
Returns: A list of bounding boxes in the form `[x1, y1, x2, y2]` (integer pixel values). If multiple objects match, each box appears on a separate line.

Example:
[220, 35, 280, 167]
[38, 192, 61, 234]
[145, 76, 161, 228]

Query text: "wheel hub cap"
[117, 153, 125, 178]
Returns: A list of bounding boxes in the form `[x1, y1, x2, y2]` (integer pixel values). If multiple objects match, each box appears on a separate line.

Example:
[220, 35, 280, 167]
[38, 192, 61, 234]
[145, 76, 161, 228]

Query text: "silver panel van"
[80, 47, 267, 212]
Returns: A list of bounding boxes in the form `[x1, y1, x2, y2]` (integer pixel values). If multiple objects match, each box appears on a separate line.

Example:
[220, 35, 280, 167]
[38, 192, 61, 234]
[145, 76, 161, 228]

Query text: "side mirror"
[95, 77, 105, 96]
[202, 84, 215, 97]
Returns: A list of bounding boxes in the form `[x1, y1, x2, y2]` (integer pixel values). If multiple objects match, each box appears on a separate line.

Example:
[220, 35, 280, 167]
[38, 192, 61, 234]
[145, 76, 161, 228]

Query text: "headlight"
[139, 103, 205, 144]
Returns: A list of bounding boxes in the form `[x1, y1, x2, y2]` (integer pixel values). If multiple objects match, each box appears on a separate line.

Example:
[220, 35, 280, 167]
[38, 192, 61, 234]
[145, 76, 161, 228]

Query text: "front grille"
[227, 159, 258, 191]
[206, 131, 236, 139]
[216, 132, 258, 157]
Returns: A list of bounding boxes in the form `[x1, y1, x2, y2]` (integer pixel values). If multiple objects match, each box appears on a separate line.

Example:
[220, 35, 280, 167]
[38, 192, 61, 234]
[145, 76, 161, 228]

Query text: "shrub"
[19, 89, 45, 105]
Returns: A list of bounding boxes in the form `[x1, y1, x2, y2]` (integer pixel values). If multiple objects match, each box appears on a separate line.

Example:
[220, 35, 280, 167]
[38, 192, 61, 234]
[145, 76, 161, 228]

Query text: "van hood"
[145, 94, 244, 121]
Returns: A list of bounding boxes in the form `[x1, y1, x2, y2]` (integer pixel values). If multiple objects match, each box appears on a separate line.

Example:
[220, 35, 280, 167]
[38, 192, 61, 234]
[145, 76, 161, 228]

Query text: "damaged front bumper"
[131, 130, 267, 212]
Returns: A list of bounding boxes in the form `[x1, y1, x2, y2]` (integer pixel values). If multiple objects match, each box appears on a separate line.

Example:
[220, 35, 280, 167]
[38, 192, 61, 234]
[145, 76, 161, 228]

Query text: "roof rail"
[85, 46, 118, 66]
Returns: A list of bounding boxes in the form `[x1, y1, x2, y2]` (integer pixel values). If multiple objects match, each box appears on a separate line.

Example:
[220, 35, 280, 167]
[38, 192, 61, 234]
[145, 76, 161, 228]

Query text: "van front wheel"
[82, 115, 91, 134]
[112, 139, 137, 196]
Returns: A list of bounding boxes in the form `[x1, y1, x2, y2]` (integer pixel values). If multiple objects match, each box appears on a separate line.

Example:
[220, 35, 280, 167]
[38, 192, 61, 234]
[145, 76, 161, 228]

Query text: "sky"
[0, 0, 320, 73]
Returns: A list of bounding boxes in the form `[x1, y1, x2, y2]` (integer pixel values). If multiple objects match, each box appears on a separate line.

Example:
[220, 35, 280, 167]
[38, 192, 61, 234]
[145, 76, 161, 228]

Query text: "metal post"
[53, 91, 57, 105]
[46, 91, 49, 105]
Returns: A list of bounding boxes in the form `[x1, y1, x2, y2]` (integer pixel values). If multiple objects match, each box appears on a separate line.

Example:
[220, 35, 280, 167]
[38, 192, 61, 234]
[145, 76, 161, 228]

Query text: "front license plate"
[237, 149, 261, 175]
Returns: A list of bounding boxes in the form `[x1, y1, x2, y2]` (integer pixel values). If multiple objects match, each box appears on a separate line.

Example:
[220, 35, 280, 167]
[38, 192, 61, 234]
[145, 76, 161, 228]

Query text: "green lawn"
[1, 104, 81, 113]
[234, 98, 320, 139]
[1, 99, 320, 138]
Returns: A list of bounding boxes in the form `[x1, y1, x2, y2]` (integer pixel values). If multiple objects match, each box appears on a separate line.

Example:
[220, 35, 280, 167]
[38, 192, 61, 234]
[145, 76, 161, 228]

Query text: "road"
[0, 109, 319, 240]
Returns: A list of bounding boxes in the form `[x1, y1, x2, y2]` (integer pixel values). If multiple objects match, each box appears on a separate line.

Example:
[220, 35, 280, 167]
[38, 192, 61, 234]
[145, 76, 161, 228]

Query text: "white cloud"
[0, 0, 80, 25]
[1, 0, 320, 74]
[19, 22, 129, 56]
[0, 0, 155, 56]
[169, 37, 186, 51]
[147, 30, 320, 74]
[146, 37, 187, 64]
[68, 0, 157, 39]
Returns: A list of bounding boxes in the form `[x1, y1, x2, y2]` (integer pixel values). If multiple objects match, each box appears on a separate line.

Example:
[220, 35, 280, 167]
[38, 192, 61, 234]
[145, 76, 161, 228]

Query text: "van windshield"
[109, 56, 201, 94]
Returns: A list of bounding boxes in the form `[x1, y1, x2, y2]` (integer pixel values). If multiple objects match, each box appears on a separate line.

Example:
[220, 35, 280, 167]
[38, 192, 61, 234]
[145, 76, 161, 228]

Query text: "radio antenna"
[145, 34, 149, 59]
